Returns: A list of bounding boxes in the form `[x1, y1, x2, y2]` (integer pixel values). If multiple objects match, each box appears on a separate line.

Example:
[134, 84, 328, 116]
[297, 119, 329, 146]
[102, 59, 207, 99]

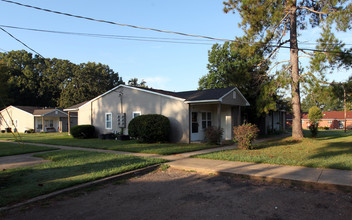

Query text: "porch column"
[41, 116, 44, 132]
[238, 106, 241, 125]
[217, 103, 222, 130]
[68, 111, 71, 135]
[188, 104, 191, 144]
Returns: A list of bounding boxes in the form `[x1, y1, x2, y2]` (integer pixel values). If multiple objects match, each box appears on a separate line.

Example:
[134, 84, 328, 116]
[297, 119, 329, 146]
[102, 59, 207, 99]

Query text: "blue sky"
[0, 0, 351, 92]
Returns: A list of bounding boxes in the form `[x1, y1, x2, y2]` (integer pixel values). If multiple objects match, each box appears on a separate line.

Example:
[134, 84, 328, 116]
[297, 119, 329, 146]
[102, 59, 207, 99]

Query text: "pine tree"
[223, 0, 352, 138]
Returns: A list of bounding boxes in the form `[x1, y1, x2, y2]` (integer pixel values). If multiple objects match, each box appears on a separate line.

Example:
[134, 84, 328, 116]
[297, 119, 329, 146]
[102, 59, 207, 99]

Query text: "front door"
[191, 112, 200, 141]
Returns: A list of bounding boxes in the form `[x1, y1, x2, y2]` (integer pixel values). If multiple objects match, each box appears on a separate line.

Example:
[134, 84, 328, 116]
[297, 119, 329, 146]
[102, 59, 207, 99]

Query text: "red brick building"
[287, 111, 352, 130]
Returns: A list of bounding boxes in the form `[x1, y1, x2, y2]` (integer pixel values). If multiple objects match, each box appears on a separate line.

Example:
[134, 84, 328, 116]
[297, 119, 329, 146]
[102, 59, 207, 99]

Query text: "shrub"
[308, 106, 323, 138]
[204, 126, 223, 144]
[70, 125, 95, 139]
[128, 114, 170, 143]
[233, 123, 259, 150]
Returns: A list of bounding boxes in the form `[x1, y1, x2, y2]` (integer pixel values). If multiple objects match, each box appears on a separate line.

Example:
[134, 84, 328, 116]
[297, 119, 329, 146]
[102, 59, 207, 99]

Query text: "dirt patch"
[1, 168, 352, 220]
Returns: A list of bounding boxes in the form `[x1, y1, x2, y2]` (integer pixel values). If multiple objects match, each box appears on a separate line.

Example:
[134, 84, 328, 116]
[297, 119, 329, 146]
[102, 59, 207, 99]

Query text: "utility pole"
[344, 85, 347, 133]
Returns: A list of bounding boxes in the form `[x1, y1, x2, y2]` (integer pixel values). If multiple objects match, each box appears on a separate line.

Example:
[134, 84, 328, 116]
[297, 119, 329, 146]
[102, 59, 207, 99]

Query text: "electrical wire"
[0, 27, 44, 57]
[0, 0, 350, 54]
[0, 25, 216, 45]
[0, 0, 231, 42]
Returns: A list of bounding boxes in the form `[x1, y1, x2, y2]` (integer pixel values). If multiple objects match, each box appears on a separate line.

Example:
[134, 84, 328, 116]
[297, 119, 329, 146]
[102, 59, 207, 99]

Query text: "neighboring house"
[286, 111, 352, 130]
[64, 85, 250, 143]
[0, 106, 77, 133]
[258, 110, 286, 135]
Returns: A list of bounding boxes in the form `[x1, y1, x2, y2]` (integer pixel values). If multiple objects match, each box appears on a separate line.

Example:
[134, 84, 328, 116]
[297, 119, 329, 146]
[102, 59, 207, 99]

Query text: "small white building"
[0, 106, 77, 133]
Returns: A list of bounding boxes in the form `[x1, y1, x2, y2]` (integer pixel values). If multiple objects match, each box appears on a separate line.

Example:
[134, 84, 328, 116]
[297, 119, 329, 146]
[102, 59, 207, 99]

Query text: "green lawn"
[195, 130, 352, 170]
[0, 142, 58, 157]
[0, 133, 221, 155]
[0, 150, 166, 207]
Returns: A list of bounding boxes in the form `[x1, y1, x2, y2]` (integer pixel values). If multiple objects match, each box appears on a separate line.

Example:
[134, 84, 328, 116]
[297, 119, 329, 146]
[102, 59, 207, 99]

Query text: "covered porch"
[189, 103, 242, 142]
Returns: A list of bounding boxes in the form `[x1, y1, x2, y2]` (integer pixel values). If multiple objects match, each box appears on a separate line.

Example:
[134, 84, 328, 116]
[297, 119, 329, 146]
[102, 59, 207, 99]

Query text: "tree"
[128, 78, 147, 88]
[199, 41, 279, 122]
[58, 62, 123, 107]
[308, 106, 323, 137]
[223, 0, 352, 139]
[0, 61, 11, 108]
[301, 85, 343, 112]
[0, 50, 124, 108]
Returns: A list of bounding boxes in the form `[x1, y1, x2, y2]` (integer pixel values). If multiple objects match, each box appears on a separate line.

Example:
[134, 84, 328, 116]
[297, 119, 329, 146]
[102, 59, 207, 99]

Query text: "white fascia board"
[63, 108, 79, 111]
[42, 109, 68, 117]
[77, 85, 185, 110]
[1, 105, 34, 117]
[185, 100, 220, 104]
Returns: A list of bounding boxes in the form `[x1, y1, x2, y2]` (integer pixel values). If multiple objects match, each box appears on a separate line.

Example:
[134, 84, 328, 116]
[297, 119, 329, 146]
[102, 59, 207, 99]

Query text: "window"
[201, 112, 212, 129]
[233, 91, 236, 99]
[49, 120, 53, 127]
[132, 111, 141, 119]
[37, 119, 42, 129]
[105, 113, 112, 129]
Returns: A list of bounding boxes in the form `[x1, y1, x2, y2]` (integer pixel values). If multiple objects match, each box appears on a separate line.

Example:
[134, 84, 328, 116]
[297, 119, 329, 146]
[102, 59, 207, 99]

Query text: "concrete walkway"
[1, 138, 351, 190]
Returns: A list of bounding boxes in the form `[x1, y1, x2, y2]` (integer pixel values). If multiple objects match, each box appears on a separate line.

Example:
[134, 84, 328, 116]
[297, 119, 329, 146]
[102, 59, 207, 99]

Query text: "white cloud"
[144, 76, 171, 90]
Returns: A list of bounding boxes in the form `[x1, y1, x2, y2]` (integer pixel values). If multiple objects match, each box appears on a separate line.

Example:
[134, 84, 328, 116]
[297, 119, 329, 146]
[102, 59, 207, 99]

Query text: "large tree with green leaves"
[223, 0, 352, 138]
[198, 41, 279, 122]
[0, 50, 124, 108]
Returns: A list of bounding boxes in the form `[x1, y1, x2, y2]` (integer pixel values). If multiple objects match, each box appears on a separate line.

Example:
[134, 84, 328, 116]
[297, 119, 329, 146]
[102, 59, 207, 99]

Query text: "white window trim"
[132, 111, 141, 119]
[105, 113, 112, 129]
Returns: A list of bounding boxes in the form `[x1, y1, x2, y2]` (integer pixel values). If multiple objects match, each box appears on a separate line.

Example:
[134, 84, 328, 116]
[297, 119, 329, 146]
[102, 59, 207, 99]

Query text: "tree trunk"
[289, 1, 304, 139]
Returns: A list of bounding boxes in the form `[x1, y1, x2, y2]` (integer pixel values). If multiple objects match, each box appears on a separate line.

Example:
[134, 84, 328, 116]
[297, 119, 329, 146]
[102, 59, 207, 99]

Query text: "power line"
[0, 27, 44, 57]
[1, 1, 350, 55]
[0, 24, 216, 45]
[0, 0, 230, 42]
[0, 24, 215, 42]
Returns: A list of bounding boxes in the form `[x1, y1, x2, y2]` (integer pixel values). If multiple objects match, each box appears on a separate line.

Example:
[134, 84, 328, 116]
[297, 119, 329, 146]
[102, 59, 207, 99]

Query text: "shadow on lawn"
[0, 152, 162, 206]
[307, 141, 352, 170]
[255, 138, 302, 150]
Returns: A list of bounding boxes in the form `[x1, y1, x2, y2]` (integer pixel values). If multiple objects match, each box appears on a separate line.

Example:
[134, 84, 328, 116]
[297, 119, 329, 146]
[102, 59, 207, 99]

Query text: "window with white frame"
[132, 111, 141, 119]
[201, 112, 212, 129]
[105, 113, 112, 129]
[37, 119, 42, 129]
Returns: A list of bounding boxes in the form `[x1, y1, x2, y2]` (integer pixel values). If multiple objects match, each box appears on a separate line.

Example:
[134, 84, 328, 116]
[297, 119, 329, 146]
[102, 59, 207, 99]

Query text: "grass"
[0, 150, 166, 207]
[0, 133, 221, 155]
[0, 142, 57, 157]
[195, 130, 352, 170]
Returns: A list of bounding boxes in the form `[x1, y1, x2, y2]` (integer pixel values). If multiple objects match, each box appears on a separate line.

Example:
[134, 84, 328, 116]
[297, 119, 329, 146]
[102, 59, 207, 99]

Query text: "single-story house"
[0, 106, 77, 133]
[302, 111, 352, 129]
[64, 85, 250, 143]
[258, 110, 286, 135]
[286, 111, 352, 130]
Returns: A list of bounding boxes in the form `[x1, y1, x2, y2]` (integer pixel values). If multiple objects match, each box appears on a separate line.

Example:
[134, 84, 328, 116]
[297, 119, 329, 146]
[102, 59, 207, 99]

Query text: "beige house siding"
[78, 104, 93, 125]
[81, 86, 189, 143]
[0, 106, 34, 133]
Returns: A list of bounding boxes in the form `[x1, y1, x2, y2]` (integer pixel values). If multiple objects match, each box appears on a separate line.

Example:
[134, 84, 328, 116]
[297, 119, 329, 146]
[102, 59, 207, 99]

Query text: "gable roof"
[1, 106, 73, 117]
[65, 85, 250, 111]
[301, 111, 352, 120]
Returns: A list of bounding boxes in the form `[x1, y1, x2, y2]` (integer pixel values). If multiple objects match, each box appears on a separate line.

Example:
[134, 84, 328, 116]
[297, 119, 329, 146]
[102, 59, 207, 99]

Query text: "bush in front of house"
[128, 114, 170, 143]
[204, 126, 223, 144]
[233, 123, 259, 150]
[70, 125, 95, 139]
[308, 106, 323, 138]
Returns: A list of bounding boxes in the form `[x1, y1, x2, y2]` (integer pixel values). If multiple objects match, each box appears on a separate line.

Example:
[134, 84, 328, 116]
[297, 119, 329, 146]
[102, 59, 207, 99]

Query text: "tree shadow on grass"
[0, 150, 164, 207]
[254, 138, 302, 150]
